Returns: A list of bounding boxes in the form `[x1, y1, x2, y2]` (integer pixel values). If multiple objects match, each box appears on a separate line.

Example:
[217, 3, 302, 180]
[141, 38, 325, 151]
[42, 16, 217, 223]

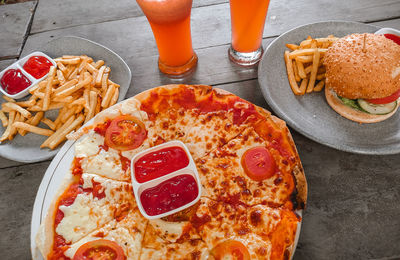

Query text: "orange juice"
[136, 0, 197, 75]
[230, 0, 270, 53]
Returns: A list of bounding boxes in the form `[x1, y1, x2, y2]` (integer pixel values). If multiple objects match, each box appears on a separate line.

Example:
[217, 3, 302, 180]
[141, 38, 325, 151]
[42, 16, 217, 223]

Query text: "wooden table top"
[0, 0, 399, 259]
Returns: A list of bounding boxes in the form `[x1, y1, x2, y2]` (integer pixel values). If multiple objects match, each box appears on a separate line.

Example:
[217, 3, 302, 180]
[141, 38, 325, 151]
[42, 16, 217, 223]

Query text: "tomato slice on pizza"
[210, 240, 251, 260]
[105, 115, 146, 151]
[241, 146, 276, 181]
[72, 239, 126, 260]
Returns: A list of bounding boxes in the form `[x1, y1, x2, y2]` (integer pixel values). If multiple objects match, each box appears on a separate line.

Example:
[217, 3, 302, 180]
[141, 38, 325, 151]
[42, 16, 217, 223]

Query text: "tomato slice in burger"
[365, 89, 400, 104]
[72, 239, 126, 260]
[241, 146, 276, 181]
[105, 115, 146, 151]
[210, 240, 250, 260]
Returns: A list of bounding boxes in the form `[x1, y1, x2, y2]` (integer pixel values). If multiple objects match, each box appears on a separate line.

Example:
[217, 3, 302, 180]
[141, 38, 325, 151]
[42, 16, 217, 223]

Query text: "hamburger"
[324, 33, 400, 123]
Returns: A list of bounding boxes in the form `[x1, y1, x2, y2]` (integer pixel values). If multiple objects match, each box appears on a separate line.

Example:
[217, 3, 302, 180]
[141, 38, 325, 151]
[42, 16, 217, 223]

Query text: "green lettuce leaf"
[337, 96, 365, 112]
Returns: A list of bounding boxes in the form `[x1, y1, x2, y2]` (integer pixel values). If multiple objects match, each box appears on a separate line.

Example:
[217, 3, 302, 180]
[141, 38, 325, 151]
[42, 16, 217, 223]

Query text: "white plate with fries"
[0, 36, 131, 162]
[258, 21, 400, 155]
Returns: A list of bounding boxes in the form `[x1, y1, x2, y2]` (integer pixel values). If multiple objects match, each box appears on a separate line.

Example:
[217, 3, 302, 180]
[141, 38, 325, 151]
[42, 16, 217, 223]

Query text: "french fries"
[13, 122, 54, 136]
[0, 55, 120, 149]
[284, 35, 337, 95]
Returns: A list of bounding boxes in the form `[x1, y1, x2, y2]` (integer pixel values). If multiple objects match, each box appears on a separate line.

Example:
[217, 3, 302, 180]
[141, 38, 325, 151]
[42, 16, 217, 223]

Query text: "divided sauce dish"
[0, 51, 56, 99]
[130, 140, 202, 219]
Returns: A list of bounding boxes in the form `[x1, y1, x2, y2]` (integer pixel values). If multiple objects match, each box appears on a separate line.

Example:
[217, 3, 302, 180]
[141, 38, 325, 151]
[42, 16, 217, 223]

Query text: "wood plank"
[0, 1, 37, 59]
[24, 0, 400, 59]
[264, 0, 400, 38]
[30, 0, 227, 34]
[30, 0, 400, 36]
[0, 160, 50, 259]
[24, 3, 232, 60]
[126, 38, 274, 96]
[371, 18, 400, 30]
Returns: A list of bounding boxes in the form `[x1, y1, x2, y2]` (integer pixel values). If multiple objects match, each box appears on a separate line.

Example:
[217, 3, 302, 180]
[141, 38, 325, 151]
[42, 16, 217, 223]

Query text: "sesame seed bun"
[324, 33, 400, 100]
[325, 87, 399, 123]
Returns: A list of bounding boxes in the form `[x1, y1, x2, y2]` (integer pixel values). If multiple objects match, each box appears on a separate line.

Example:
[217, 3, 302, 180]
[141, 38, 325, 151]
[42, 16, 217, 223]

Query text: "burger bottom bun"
[325, 87, 400, 124]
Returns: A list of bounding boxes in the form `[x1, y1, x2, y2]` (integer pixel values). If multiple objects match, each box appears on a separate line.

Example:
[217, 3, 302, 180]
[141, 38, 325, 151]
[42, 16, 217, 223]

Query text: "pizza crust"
[36, 172, 75, 259]
[258, 106, 307, 209]
[282, 119, 308, 209]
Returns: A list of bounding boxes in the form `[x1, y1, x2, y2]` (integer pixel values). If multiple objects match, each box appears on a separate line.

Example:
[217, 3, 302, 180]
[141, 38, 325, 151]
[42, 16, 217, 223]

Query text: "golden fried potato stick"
[2, 95, 15, 102]
[293, 60, 301, 82]
[48, 115, 84, 150]
[41, 118, 56, 130]
[284, 51, 302, 95]
[314, 79, 325, 92]
[289, 48, 327, 59]
[2, 102, 31, 119]
[54, 57, 81, 65]
[0, 111, 15, 142]
[296, 60, 307, 79]
[286, 43, 299, 51]
[306, 49, 320, 93]
[13, 122, 54, 136]
[299, 78, 308, 95]
[0, 110, 8, 127]
[43, 66, 56, 110]
[109, 88, 119, 107]
[20, 112, 44, 136]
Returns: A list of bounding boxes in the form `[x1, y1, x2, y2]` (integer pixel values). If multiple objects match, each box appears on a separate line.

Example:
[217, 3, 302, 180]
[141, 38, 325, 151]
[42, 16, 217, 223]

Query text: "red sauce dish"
[134, 146, 189, 183]
[0, 69, 32, 95]
[131, 140, 202, 219]
[140, 174, 198, 216]
[384, 34, 400, 45]
[23, 55, 53, 79]
[0, 51, 55, 98]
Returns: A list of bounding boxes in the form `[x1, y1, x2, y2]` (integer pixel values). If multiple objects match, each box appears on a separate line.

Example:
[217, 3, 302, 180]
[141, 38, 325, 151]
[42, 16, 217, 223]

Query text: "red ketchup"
[23, 56, 52, 79]
[0, 69, 31, 95]
[384, 34, 400, 45]
[140, 174, 198, 216]
[134, 146, 189, 183]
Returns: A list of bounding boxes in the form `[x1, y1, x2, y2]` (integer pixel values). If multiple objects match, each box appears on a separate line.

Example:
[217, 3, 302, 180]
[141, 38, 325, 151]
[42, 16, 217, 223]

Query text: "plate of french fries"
[0, 36, 131, 163]
[257, 21, 400, 155]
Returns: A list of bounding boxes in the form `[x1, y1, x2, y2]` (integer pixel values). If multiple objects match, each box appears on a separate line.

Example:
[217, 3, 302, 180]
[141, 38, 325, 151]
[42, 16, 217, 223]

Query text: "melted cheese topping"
[64, 226, 142, 259]
[75, 132, 103, 158]
[56, 174, 134, 243]
[56, 193, 112, 243]
[149, 219, 186, 243]
[81, 149, 126, 181]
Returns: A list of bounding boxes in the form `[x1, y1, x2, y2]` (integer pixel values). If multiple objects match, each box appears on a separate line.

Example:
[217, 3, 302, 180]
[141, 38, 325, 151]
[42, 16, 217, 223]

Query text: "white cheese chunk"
[149, 219, 186, 243]
[55, 193, 112, 244]
[81, 148, 126, 180]
[75, 132, 103, 158]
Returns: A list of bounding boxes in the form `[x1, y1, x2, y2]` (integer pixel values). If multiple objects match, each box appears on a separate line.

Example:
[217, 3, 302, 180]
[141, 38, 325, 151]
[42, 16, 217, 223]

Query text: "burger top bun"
[324, 33, 400, 100]
[325, 87, 400, 123]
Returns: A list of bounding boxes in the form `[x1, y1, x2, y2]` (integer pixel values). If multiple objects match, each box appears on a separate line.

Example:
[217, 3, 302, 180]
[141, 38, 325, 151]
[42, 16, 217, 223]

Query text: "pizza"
[35, 84, 307, 260]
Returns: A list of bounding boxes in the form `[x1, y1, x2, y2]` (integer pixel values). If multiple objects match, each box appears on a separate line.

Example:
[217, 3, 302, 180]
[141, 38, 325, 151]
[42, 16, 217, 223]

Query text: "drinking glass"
[228, 0, 271, 66]
[136, 0, 198, 77]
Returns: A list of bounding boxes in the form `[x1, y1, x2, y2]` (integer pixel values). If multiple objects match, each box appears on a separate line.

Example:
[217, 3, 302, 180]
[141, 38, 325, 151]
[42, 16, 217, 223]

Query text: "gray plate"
[0, 36, 131, 163]
[258, 21, 400, 155]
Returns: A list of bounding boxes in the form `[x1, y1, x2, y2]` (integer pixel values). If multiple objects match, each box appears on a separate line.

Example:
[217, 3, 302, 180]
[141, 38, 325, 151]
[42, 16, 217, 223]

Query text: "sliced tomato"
[365, 89, 400, 104]
[73, 239, 126, 260]
[105, 115, 146, 151]
[241, 146, 276, 181]
[210, 240, 251, 260]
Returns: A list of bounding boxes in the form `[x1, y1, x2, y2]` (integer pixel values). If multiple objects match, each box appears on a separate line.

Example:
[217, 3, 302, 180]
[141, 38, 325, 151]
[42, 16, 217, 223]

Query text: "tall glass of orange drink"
[229, 0, 271, 66]
[136, 0, 198, 77]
